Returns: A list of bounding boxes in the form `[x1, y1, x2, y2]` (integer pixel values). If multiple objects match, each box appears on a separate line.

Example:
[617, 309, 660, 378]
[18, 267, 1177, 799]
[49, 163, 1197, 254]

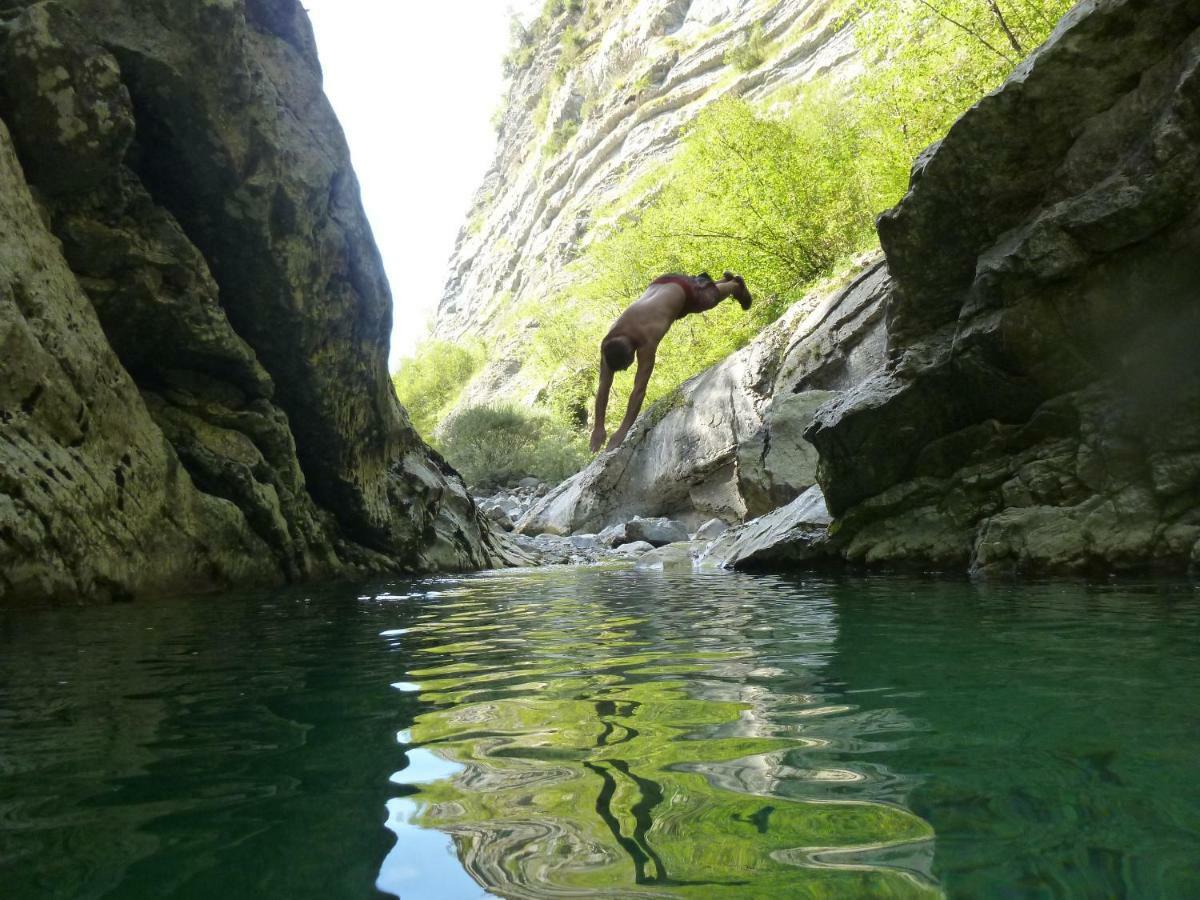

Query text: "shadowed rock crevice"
[0, 0, 499, 604]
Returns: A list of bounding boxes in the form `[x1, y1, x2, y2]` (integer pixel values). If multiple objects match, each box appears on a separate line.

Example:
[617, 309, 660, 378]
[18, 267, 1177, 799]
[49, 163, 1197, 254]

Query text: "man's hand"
[606, 428, 628, 450]
[589, 427, 607, 453]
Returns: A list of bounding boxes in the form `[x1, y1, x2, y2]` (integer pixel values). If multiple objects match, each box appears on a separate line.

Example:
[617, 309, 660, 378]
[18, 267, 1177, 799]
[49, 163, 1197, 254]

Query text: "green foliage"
[392, 340, 483, 438]
[490, 97, 508, 133]
[493, 0, 1075, 442]
[845, 0, 1076, 170]
[528, 89, 884, 421]
[502, 16, 537, 76]
[439, 404, 588, 488]
[724, 23, 768, 71]
[544, 117, 579, 157]
[532, 92, 551, 131]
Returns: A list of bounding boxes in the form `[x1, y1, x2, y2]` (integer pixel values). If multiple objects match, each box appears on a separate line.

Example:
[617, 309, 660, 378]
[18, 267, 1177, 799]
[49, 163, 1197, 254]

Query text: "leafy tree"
[846, 0, 1076, 170]
[439, 404, 588, 488]
[392, 339, 483, 438]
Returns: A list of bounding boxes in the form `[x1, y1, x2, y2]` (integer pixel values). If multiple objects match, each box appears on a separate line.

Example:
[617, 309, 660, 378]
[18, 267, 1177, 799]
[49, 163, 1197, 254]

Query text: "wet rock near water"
[700, 486, 833, 570]
[506, 532, 655, 566]
[623, 516, 690, 548]
[0, 0, 499, 604]
[804, 0, 1200, 575]
[635, 541, 708, 572]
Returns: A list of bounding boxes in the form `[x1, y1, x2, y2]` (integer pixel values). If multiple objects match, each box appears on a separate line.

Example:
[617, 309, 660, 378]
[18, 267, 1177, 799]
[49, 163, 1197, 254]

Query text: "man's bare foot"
[723, 271, 752, 310]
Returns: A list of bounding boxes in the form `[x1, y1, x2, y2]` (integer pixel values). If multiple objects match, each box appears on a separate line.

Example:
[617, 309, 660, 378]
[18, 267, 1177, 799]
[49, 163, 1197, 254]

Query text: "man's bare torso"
[602, 281, 689, 350]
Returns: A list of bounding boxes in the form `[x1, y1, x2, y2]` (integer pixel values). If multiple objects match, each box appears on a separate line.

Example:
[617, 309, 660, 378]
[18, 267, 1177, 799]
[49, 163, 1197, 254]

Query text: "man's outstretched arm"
[607, 346, 656, 450]
[590, 357, 614, 452]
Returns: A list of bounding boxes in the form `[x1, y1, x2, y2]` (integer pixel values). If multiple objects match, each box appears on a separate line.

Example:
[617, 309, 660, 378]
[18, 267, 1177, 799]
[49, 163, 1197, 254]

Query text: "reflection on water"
[0, 570, 1198, 898]
[383, 573, 934, 898]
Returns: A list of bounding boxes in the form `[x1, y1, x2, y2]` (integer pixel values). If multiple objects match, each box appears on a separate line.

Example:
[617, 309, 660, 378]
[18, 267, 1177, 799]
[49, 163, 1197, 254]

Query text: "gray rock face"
[0, 0, 499, 604]
[700, 485, 833, 570]
[623, 516, 690, 547]
[694, 518, 729, 541]
[518, 258, 889, 535]
[805, 0, 1200, 574]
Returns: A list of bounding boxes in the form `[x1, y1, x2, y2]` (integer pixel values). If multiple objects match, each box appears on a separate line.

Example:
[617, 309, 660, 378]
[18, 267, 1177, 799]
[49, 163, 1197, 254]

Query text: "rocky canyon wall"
[0, 0, 503, 604]
[432, 0, 861, 411]
[523, 0, 1200, 576]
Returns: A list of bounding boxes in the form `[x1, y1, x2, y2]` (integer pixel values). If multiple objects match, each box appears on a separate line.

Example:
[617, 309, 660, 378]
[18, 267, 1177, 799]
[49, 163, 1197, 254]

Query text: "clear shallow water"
[1, 570, 1198, 898]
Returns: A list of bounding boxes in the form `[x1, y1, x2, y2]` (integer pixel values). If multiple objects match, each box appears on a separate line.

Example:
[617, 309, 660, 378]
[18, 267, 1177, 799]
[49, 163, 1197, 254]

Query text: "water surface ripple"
[1, 570, 1198, 898]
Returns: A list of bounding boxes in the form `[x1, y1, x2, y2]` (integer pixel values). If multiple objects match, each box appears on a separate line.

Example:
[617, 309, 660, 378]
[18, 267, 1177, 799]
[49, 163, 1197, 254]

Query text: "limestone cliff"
[432, 0, 860, 409]
[0, 0, 504, 604]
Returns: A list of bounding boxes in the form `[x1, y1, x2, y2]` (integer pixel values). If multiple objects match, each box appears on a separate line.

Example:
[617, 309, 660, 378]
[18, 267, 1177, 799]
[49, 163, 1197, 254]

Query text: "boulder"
[597, 523, 629, 547]
[483, 505, 514, 531]
[635, 541, 706, 571]
[624, 516, 690, 547]
[700, 487, 833, 570]
[615, 541, 655, 555]
[802, 0, 1200, 575]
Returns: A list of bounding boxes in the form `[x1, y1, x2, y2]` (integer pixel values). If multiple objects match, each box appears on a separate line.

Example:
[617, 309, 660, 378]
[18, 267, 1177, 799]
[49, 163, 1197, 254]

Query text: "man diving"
[590, 271, 753, 452]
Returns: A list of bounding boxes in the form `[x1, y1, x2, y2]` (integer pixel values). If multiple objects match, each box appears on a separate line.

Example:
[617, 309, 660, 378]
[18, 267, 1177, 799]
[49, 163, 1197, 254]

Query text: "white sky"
[305, 1, 531, 369]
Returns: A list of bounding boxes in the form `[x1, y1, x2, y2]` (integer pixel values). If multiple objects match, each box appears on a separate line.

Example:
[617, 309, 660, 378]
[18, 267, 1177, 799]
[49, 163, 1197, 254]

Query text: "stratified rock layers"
[0, 0, 496, 604]
[807, 0, 1200, 574]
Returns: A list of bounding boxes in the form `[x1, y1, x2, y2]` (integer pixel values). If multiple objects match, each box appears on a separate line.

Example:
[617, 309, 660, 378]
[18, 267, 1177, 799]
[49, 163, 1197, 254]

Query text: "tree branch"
[915, 0, 1014, 64]
[986, 0, 1025, 56]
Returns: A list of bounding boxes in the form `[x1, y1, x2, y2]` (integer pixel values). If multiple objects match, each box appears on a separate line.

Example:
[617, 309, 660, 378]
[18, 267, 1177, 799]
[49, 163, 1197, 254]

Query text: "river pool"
[1, 568, 1198, 898]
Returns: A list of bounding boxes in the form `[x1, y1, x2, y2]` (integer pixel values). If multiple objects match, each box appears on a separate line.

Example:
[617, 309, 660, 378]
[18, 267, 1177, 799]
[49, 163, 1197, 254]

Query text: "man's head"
[601, 335, 636, 372]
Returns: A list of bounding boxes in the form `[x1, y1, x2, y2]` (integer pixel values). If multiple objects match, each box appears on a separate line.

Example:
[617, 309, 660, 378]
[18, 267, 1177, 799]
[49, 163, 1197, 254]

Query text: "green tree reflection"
[394, 594, 937, 897]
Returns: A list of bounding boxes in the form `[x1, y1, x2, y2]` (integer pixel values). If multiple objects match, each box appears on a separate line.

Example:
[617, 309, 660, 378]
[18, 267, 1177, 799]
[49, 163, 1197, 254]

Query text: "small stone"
[598, 523, 628, 547]
[694, 518, 729, 541]
[615, 540, 655, 555]
[518, 476, 541, 490]
[568, 534, 599, 550]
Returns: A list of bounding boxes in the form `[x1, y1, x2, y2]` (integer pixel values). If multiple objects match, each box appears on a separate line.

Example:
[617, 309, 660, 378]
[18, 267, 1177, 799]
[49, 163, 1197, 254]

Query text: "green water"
[1, 571, 1198, 898]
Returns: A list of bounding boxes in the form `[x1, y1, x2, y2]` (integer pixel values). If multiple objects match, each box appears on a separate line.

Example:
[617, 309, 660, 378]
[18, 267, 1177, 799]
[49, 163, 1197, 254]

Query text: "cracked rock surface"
[0, 0, 502, 604]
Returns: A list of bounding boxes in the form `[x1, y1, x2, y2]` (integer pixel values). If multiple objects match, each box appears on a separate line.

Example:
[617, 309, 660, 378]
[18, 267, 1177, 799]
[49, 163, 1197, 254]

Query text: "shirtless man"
[590, 271, 753, 452]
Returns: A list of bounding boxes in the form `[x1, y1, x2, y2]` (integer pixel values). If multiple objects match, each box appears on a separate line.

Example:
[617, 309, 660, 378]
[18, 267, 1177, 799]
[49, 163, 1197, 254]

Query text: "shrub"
[392, 340, 482, 438]
[439, 404, 588, 489]
[544, 117, 579, 157]
[724, 24, 767, 72]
